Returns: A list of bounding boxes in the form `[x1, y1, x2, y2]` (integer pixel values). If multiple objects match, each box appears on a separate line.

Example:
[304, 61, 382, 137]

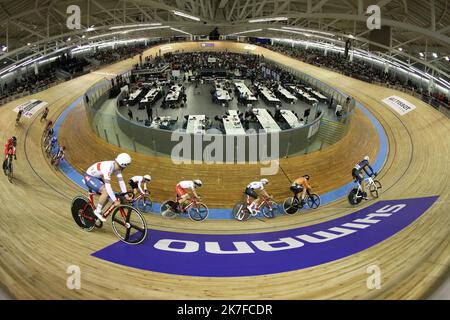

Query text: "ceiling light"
[398, 47, 403, 51]
[231, 29, 263, 35]
[445, 56, 449, 61]
[109, 23, 162, 30]
[419, 52, 424, 57]
[281, 27, 334, 37]
[170, 28, 192, 35]
[249, 17, 288, 23]
[432, 53, 438, 58]
[172, 10, 200, 21]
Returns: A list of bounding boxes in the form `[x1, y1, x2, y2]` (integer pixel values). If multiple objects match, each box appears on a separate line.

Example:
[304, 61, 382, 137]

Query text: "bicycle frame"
[176, 195, 199, 212]
[245, 195, 271, 211]
[355, 177, 374, 197]
[84, 192, 129, 221]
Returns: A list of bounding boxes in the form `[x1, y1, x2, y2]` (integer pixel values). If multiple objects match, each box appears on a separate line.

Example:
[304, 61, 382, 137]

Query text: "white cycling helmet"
[143, 174, 151, 181]
[260, 178, 269, 185]
[193, 179, 203, 187]
[115, 153, 132, 168]
[364, 155, 370, 161]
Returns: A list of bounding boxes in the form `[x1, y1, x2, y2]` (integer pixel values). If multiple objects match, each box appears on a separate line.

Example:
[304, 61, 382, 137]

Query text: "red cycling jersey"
[4, 142, 16, 159]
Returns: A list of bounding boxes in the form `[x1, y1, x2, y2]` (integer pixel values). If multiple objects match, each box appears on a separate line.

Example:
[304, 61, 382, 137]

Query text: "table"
[129, 89, 142, 102]
[186, 115, 206, 134]
[289, 86, 318, 104]
[216, 88, 231, 101]
[234, 81, 257, 101]
[150, 116, 172, 129]
[281, 110, 302, 128]
[258, 85, 280, 103]
[278, 86, 298, 102]
[311, 90, 327, 101]
[223, 111, 245, 134]
[253, 108, 281, 133]
[140, 87, 160, 104]
[166, 85, 182, 101]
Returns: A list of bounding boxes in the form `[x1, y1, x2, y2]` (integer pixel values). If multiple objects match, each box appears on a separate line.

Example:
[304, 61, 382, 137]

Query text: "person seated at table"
[335, 105, 343, 118]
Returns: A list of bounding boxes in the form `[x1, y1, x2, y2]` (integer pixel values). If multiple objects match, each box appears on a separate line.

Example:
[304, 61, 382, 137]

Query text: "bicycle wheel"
[71, 196, 96, 231]
[136, 195, 153, 213]
[7, 159, 13, 183]
[111, 205, 147, 245]
[283, 197, 299, 215]
[370, 180, 382, 198]
[307, 194, 321, 209]
[348, 188, 363, 205]
[261, 201, 279, 218]
[160, 200, 178, 218]
[233, 202, 251, 221]
[188, 203, 209, 221]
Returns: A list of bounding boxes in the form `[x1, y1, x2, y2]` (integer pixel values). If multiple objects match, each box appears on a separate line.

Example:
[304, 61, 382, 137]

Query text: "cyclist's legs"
[245, 188, 258, 210]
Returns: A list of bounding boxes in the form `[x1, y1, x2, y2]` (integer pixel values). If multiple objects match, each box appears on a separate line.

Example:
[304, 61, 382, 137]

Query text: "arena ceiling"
[0, 0, 449, 78]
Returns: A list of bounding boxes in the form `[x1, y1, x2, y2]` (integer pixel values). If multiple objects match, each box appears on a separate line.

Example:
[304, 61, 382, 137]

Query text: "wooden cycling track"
[0, 41, 448, 299]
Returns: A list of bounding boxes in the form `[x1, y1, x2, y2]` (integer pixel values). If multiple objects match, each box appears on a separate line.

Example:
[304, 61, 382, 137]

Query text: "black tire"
[283, 197, 299, 215]
[261, 200, 279, 218]
[136, 195, 153, 213]
[7, 159, 13, 183]
[370, 180, 382, 198]
[188, 203, 209, 221]
[71, 196, 96, 231]
[307, 194, 321, 209]
[160, 200, 178, 218]
[111, 205, 147, 245]
[233, 202, 251, 221]
[348, 188, 363, 205]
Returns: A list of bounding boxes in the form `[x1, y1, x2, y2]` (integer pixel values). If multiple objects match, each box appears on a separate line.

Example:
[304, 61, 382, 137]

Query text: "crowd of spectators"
[55, 56, 89, 75]
[162, 51, 262, 77]
[0, 68, 58, 100]
[88, 44, 149, 65]
[263, 43, 449, 109]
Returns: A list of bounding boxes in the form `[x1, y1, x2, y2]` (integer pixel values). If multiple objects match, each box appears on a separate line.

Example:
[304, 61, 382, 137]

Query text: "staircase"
[317, 118, 347, 146]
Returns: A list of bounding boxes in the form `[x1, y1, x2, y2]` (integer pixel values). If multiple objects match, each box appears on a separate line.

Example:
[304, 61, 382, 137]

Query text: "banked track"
[0, 42, 448, 299]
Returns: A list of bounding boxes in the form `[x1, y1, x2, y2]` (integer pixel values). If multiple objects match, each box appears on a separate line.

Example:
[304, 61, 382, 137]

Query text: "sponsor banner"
[207, 57, 217, 63]
[13, 99, 47, 118]
[307, 120, 320, 138]
[93, 196, 438, 277]
[382, 95, 416, 116]
[201, 43, 215, 48]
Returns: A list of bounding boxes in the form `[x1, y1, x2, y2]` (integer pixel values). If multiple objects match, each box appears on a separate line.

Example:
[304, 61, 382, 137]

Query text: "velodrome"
[0, 40, 449, 299]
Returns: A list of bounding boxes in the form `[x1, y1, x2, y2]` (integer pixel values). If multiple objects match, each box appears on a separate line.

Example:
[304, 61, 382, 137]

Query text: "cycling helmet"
[193, 179, 203, 187]
[303, 175, 310, 180]
[12, 136, 17, 142]
[260, 178, 269, 185]
[364, 155, 370, 161]
[143, 174, 151, 181]
[115, 153, 132, 168]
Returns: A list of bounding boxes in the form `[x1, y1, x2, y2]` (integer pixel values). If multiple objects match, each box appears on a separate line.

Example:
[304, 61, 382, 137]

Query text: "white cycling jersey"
[86, 161, 127, 202]
[130, 176, 148, 194]
[247, 181, 264, 190]
[178, 180, 195, 190]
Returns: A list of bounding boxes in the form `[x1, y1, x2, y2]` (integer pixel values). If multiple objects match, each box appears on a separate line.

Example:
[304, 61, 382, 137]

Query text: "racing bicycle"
[283, 189, 321, 215]
[348, 175, 382, 205]
[132, 191, 153, 213]
[3, 154, 14, 183]
[71, 191, 148, 244]
[233, 195, 280, 221]
[160, 195, 208, 221]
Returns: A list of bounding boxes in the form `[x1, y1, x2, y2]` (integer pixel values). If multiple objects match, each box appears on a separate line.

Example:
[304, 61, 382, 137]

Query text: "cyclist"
[51, 146, 65, 166]
[16, 109, 23, 125]
[352, 155, 377, 200]
[291, 175, 312, 206]
[175, 180, 202, 209]
[45, 136, 57, 154]
[83, 153, 132, 222]
[129, 174, 151, 197]
[3, 137, 17, 174]
[41, 107, 49, 122]
[245, 178, 270, 215]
